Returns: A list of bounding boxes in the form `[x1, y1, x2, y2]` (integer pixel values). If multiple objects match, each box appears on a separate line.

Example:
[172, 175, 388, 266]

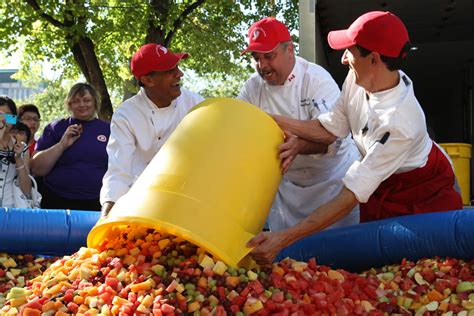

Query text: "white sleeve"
[100, 111, 137, 204]
[343, 129, 418, 203]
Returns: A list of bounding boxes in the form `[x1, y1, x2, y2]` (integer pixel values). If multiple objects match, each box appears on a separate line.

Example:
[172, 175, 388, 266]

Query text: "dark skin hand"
[101, 201, 115, 218]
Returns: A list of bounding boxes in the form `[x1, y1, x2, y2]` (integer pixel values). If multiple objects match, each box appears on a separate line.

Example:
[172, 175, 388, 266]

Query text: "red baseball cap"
[241, 17, 291, 55]
[327, 11, 410, 58]
[131, 44, 189, 79]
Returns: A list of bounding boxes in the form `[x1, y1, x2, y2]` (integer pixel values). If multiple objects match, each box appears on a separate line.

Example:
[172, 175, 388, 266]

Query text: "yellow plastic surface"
[439, 143, 472, 205]
[88, 98, 284, 267]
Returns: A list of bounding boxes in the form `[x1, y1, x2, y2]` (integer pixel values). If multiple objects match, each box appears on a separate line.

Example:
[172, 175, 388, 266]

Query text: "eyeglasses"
[251, 45, 286, 64]
[21, 117, 41, 123]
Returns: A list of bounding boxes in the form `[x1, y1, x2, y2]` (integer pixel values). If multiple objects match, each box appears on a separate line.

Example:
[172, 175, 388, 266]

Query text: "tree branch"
[24, 0, 66, 28]
[72, 0, 87, 27]
[164, 0, 205, 47]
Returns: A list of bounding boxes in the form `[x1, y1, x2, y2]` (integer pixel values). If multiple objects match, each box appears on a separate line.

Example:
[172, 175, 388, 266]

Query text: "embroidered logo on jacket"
[300, 98, 311, 107]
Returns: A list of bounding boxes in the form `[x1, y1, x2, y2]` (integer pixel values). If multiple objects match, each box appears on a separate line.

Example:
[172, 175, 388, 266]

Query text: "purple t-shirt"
[36, 117, 110, 200]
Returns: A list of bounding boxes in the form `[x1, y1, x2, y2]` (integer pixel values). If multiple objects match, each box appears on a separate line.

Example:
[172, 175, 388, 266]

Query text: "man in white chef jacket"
[239, 17, 360, 233]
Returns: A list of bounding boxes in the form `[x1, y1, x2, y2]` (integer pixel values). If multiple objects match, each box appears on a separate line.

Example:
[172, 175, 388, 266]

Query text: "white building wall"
[298, 0, 329, 68]
[0, 81, 42, 101]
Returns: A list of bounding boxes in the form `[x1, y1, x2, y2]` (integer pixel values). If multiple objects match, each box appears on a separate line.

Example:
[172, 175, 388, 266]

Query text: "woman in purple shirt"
[31, 83, 110, 211]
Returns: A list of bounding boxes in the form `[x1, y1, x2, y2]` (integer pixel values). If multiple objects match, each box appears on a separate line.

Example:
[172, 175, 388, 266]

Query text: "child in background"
[18, 104, 41, 157]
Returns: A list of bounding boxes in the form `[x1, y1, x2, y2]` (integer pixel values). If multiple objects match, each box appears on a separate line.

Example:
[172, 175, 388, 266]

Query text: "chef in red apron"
[248, 11, 463, 265]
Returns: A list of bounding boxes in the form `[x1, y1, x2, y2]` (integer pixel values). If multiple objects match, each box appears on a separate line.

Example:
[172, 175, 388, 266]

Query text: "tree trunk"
[146, 0, 169, 44]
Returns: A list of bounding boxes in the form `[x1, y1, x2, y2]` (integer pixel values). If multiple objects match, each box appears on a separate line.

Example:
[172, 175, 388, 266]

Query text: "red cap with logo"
[131, 44, 189, 79]
[327, 11, 410, 58]
[241, 17, 291, 55]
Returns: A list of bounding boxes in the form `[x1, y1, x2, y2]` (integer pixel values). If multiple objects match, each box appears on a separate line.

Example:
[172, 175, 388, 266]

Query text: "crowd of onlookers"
[0, 83, 109, 211]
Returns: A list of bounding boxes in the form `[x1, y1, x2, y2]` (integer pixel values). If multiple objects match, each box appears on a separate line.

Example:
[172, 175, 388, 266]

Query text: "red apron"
[360, 143, 463, 222]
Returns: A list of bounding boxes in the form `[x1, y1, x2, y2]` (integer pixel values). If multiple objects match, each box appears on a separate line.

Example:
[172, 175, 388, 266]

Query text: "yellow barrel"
[439, 143, 472, 205]
[88, 98, 283, 267]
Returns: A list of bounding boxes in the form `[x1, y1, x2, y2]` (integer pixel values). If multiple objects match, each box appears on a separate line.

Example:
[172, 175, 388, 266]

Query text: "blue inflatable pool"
[1, 208, 473, 272]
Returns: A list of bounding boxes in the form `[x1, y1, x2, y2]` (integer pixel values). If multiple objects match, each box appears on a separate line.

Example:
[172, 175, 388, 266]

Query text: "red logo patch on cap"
[155, 45, 168, 57]
[252, 28, 267, 41]
[130, 44, 189, 79]
[241, 17, 291, 55]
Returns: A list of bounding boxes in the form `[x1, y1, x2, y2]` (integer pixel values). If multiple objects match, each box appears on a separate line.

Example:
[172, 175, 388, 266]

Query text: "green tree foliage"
[196, 73, 244, 99]
[0, 0, 298, 119]
[10, 63, 70, 132]
[30, 80, 69, 129]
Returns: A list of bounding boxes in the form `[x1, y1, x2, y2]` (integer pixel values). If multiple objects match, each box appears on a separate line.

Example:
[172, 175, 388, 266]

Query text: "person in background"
[11, 122, 32, 150]
[31, 83, 110, 211]
[239, 17, 360, 233]
[247, 11, 463, 265]
[100, 44, 204, 217]
[18, 104, 41, 157]
[17, 104, 44, 195]
[0, 96, 32, 207]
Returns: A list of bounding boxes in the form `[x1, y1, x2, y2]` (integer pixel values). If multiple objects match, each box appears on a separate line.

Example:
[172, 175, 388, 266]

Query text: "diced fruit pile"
[363, 257, 474, 315]
[0, 253, 57, 307]
[0, 224, 472, 315]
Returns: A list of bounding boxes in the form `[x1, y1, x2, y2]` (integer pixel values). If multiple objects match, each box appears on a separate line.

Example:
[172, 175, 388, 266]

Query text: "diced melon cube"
[188, 301, 201, 313]
[247, 270, 258, 281]
[136, 303, 149, 313]
[199, 255, 215, 270]
[158, 239, 170, 250]
[123, 255, 136, 266]
[151, 264, 165, 276]
[129, 247, 140, 256]
[328, 269, 345, 281]
[9, 297, 27, 307]
[212, 261, 227, 276]
[291, 261, 307, 272]
[243, 299, 264, 315]
[1, 257, 17, 268]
